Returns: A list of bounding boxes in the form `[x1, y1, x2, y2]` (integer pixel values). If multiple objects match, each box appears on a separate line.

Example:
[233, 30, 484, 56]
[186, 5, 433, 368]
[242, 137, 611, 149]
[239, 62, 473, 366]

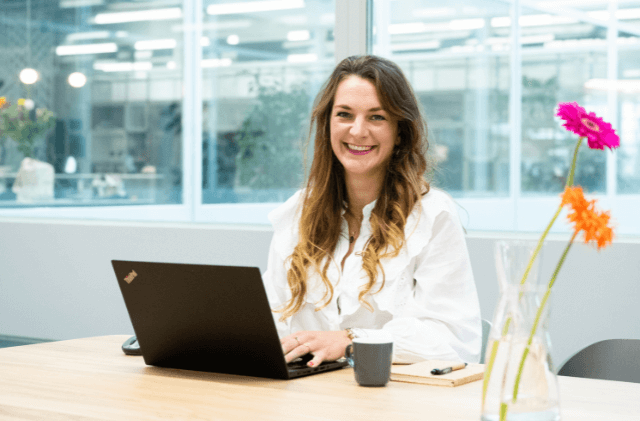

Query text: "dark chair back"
[558, 339, 640, 384]
[480, 319, 492, 364]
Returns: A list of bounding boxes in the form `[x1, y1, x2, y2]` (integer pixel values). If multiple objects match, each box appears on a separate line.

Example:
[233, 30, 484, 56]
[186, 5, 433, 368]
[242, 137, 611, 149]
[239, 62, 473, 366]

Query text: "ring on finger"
[303, 342, 311, 352]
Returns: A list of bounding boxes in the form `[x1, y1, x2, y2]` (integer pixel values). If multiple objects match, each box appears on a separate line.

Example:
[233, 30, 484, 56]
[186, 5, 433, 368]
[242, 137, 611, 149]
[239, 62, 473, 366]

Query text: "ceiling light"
[544, 38, 606, 49]
[59, 0, 104, 8]
[172, 20, 252, 33]
[66, 31, 110, 42]
[449, 18, 485, 31]
[521, 35, 555, 44]
[202, 58, 233, 68]
[287, 30, 310, 41]
[585, 79, 640, 93]
[93, 61, 153, 72]
[19, 68, 39, 84]
[134, 39, 177, 50]
[68, 72, 87, 88]
[207, 0, 304, 15]
[95, 7, 181, 24]
[388, 22, 428, 35]
[391, 41, 441, 52]
[287, 53, 317, 63]
[56, 43, 118, 56]
[227, 34, 240, 45]
[167, 61, 177, 69]
[412, 7, 456, 19]
[618, 8, 640, 20]
[491, 14, 577, 28]
[201, 37, 211, 47]
[491, 17, 510, 28]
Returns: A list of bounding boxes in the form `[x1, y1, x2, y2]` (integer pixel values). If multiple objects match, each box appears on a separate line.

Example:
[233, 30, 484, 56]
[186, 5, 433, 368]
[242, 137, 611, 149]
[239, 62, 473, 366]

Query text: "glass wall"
[0, 0, 184, 207]
[372, 0, 640, 234]
[617, 1, 640, 194]
[201, 0, 335, 204]
[372, 0, 512, 197]
[519, 3, 609, 195]
[2, 0, 640, 234]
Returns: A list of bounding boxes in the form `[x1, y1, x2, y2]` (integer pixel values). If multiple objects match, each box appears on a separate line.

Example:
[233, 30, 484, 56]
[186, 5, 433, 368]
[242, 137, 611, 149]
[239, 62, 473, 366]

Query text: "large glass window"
[0, 1, 184, 207]
[372, 0, 512, 197]
[617, 1, 640, 194]
[2, 0, 640, 235]
[520, 3, 609, 195]
[201, 0, 335, 204]
[372, 0, 640, 234]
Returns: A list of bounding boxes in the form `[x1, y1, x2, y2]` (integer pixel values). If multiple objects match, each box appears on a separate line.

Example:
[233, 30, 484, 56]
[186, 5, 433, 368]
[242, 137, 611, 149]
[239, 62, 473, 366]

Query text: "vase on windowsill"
[12, 157, 55, 203]
[0, 97, 56, 202]
[481, 240, 560, 421]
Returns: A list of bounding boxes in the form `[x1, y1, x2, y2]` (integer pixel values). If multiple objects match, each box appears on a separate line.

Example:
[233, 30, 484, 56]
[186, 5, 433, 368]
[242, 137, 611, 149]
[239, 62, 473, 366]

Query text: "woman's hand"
[281, 330, 351, 367]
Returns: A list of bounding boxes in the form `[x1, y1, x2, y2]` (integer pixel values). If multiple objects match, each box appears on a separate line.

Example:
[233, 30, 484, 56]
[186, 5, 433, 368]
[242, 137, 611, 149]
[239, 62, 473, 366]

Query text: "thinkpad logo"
[124, 270, 138, 284]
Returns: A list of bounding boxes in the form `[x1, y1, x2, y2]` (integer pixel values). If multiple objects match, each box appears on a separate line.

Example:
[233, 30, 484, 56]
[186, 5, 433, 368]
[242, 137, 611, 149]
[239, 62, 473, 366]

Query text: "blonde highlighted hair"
[277, 55, 430, 321]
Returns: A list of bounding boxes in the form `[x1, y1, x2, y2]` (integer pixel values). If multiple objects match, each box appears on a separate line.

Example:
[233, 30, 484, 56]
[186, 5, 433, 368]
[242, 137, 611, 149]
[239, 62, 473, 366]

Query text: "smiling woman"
[330, 76, 399, 184]
[262, 55, 482, 369]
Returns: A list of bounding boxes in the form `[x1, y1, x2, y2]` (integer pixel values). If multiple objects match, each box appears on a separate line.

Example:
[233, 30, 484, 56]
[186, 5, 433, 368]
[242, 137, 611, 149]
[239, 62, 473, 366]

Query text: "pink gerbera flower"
[556, 102, 620, 150]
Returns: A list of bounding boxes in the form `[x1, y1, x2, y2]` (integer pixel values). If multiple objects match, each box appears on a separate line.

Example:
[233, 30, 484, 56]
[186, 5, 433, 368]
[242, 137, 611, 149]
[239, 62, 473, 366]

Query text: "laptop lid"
[112, 260, 346, 379]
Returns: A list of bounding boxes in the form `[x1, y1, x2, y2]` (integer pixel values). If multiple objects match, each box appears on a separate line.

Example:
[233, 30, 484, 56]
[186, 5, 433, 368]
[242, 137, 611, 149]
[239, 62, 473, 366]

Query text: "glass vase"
[481, 240, 560, 421]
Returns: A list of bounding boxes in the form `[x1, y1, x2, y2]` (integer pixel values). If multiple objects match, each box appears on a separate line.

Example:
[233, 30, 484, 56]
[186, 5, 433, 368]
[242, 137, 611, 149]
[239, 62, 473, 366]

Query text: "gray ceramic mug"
[345, 337, 394, 387]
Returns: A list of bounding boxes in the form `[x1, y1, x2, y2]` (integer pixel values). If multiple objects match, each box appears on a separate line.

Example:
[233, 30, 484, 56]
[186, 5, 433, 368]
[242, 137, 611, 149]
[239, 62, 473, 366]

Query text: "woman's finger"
[307, 351, 324, 367]
[282, 335, 305, 354]
[284, 343, 312, 363]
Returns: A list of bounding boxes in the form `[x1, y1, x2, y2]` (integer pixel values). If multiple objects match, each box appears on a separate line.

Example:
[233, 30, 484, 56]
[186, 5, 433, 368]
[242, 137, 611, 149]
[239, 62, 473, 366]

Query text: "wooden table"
[1, 336, 639, 420]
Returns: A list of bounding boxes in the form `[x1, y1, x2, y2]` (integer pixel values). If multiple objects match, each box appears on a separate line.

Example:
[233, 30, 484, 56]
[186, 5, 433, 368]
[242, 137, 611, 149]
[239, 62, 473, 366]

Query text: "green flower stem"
[566, 137, 584, 188]
[500, 403, 508, 421]
[511, 231, 578, 404]
[518, 136, 582, 299]
[482, 339, 501, 409]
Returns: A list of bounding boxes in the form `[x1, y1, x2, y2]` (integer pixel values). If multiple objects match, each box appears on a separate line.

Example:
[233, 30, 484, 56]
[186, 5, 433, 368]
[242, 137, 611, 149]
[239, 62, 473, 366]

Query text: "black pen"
[431, 362, 467, 375]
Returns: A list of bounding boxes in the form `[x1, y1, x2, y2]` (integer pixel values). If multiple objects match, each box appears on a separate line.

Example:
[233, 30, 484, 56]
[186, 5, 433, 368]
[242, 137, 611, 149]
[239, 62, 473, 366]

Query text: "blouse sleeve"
[360, 192, 482, 364]
[262, 233, 292, 339]
[261, 190, 304, 339]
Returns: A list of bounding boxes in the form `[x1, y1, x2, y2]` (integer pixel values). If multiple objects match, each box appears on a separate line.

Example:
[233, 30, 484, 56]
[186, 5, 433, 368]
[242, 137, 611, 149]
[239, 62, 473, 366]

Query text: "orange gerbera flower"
[0, 97, 6, 108]
[561, 186, 614, 249]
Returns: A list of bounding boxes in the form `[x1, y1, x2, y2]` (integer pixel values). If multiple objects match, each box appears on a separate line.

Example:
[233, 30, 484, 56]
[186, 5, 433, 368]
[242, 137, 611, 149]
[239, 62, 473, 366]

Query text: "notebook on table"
[390, 360, 485, 387]
[112, 260, 348, 379]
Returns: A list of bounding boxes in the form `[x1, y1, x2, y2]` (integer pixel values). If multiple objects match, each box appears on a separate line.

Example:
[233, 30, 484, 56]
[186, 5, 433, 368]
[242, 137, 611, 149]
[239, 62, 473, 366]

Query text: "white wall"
[1, 218, 639, 368]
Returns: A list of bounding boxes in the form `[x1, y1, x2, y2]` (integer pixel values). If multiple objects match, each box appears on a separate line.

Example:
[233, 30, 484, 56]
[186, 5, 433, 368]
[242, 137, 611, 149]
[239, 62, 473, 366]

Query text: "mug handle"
[345, 344, 355, 368]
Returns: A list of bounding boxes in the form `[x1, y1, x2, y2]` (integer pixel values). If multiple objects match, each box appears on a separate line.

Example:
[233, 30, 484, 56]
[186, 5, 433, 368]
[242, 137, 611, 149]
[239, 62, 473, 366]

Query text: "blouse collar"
[342, 199, 378, 220]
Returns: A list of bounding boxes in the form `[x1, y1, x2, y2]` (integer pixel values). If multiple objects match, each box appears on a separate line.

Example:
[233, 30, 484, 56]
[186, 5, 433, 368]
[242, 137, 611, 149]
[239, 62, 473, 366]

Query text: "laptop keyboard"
[287, 353, 314, 369]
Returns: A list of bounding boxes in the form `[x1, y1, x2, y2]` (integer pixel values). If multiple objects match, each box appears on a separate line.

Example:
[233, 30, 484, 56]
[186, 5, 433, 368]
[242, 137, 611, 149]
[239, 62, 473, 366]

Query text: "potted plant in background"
[235, 82, 309, 201]
[0, 96, 56, 202]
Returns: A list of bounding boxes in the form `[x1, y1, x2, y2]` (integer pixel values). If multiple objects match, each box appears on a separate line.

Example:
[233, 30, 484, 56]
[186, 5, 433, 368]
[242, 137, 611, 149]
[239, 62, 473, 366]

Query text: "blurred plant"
[0, 97, 56, 159]
[235, 83, 309, 189]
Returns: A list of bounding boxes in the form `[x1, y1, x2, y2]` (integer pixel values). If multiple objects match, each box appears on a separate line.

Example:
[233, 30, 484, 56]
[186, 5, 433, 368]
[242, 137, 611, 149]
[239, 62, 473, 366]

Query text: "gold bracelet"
[345, 328, 357, 340]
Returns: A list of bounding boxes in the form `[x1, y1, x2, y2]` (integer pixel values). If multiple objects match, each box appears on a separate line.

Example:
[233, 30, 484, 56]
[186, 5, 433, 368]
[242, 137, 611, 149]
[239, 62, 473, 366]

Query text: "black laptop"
[112, 260, 348, 379]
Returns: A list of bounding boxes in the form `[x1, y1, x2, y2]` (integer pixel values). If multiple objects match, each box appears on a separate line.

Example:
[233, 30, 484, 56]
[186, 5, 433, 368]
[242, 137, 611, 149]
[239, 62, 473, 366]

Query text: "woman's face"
[330, 75, 399, 183]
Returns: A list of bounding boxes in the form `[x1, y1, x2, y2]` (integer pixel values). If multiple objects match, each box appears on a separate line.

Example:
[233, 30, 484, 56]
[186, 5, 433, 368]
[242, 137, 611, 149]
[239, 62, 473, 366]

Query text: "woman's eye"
[336, 111, 351, 118]
[371, 114, 386, 121]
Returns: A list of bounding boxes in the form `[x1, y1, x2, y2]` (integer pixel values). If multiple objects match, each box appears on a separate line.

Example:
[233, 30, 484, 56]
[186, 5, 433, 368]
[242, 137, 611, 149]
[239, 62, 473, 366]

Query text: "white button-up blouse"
[262, 187, 482, 364]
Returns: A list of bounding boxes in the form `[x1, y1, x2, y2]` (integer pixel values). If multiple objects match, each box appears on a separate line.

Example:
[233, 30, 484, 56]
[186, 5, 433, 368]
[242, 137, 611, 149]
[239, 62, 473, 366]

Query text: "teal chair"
[558, 339, 640, 384]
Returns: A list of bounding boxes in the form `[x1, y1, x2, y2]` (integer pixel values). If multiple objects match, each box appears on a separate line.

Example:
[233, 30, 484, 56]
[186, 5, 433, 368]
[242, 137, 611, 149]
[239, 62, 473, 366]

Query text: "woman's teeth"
[347, 144, 373, 151]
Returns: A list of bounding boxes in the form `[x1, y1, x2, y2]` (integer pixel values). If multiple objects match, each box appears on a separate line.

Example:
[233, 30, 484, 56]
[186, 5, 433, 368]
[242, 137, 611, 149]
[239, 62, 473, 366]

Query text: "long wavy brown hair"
[277, 55, 430, 321]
